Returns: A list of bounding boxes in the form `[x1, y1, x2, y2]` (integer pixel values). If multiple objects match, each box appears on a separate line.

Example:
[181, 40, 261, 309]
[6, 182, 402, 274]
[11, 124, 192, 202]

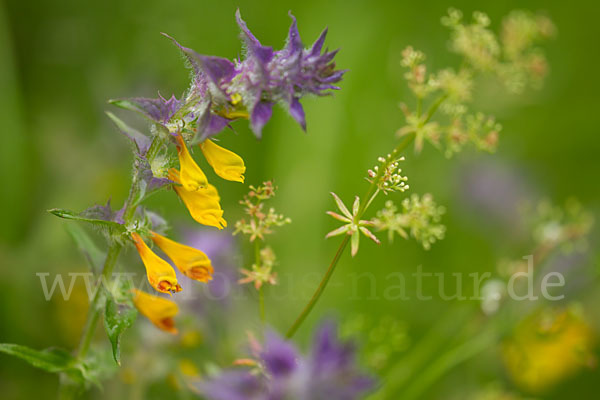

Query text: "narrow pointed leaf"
[0, 344, 76, 373]
[48, 209, 125, 232]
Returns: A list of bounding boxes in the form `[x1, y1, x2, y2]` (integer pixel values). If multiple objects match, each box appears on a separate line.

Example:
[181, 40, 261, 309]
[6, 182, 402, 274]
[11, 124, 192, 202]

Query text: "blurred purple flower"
[199, 371, 265, 400]
[458, 160, 536, 237]
[194, 321, 374, 400]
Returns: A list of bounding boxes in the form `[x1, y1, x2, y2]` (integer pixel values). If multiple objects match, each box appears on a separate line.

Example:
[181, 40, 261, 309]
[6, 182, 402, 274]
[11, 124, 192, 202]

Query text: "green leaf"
[65, 224, 105, 273]
[0, 344, 75, 373]
[48, 208, 125, 231]
[103, 292, 137, 365]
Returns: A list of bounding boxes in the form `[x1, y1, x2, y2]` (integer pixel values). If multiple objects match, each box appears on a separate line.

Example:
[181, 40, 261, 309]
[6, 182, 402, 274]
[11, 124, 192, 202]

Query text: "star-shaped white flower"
[326, 192, 380, 257]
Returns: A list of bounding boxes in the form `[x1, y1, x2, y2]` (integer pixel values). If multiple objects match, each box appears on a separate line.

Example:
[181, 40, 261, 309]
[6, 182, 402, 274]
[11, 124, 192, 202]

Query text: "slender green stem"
[423, 94, 448, 125]
[286, 235, 350, 338]
[285, 94, 447, 339]
[286, 132, 417, 339]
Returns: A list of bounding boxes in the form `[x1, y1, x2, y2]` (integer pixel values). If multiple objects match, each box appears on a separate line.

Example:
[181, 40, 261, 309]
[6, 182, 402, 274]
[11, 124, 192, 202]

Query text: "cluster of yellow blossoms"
[131, 135, 245, 333]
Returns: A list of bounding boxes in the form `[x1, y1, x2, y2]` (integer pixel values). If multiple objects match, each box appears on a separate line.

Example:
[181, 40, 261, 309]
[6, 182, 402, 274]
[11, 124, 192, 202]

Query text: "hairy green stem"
[74, 243, 123, 360]
[60, 137, 161, 399]
[74, 161, 142, 361]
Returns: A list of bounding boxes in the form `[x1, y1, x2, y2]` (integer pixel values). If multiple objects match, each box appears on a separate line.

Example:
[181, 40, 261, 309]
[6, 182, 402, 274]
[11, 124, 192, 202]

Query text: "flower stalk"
[286, 130, 418, 338]
[285, 91, 448, 338]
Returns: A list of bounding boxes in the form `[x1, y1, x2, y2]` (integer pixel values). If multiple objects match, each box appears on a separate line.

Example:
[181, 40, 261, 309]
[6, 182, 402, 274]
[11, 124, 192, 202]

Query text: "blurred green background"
[1, 0, 599, 399]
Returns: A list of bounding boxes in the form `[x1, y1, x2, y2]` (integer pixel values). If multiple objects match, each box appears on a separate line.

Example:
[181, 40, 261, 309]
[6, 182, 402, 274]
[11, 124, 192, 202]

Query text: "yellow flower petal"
[175, 135, 208, 191]
[131, 233, 182, 294]
[132, 289, 179, 334]
[150, 231, 214, 282]
[169, 169, 227, 229]
[199, 139, 246, 183]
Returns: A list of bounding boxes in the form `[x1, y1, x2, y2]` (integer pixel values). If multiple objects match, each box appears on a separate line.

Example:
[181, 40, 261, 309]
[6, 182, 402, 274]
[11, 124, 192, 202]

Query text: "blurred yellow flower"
[132, 289, 179, 334]
[175, 135, 208, 191]
[179, 359, 200, 377]
[502, 306, 596, 394]
[199, 139, 246, 183]
[131, 233, 182, 294]
[169, 168, 227, 229]
[150, 231, 214, 282]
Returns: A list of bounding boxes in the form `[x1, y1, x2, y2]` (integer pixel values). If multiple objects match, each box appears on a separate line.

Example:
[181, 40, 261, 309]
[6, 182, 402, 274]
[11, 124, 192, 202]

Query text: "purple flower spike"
[195, 320, 374, 400]
[229, 10, 345, 136]
[126, 11, 345, 141]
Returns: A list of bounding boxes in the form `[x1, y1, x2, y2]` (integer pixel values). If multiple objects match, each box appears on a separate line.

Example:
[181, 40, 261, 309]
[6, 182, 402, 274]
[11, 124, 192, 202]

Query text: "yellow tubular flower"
[132, 289, 179, 334]
[169, 169, 227, 229]
[175, 135, 208, 191]
[150, 231, 214, 282]
[199, 139, 246, 183]
[131, 233, 182, 294]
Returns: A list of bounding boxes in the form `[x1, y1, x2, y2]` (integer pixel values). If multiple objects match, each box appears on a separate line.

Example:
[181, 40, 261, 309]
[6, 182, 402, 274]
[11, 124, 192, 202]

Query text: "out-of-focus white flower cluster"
[529, 198, 594, 254]
[372, 194, 446, 250]
[398, 9, 554, 158]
